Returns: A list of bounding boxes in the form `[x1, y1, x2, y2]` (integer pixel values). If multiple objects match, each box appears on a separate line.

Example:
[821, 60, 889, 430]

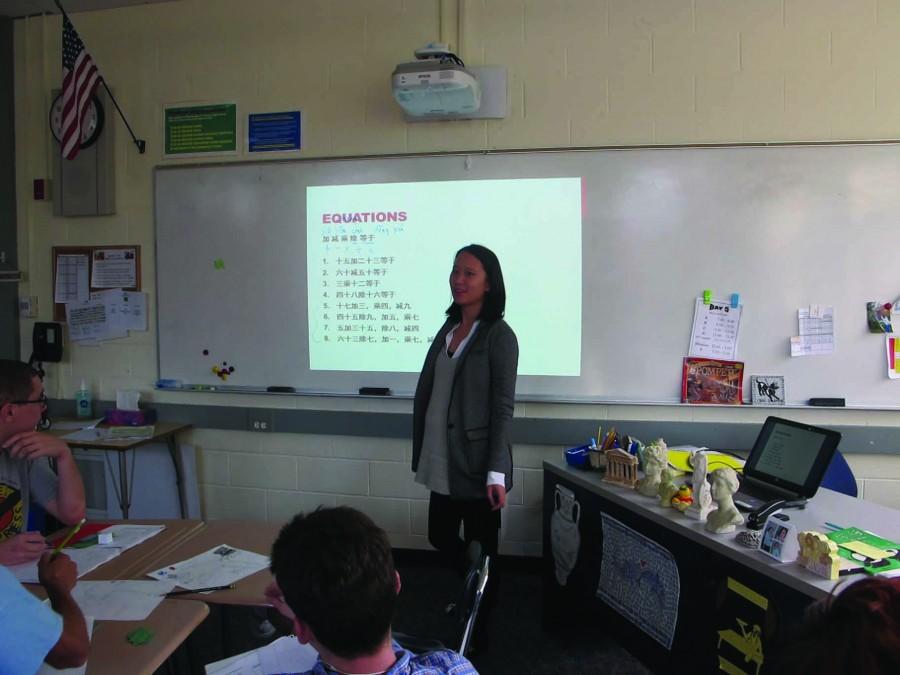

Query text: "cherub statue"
[657, 467, 680, 508]
[637, 439, 668, 497]
[705, 467, 744, 534]
[687, 451, 714, 521]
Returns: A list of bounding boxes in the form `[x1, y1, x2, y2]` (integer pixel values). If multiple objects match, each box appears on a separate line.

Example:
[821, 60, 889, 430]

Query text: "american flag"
[61, 15, 100, 159]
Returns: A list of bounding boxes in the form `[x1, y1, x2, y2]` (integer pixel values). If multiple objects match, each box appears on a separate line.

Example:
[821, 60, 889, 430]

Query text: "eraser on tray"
[98, 532, 114, 545]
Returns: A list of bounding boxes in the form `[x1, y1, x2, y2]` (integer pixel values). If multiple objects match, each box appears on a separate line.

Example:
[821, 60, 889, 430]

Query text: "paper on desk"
[10, 525, 165, 582]
[96, 524, 165, 551]
[10, 547, 120, 583]
[205, 651, 262, 675]
[61, 427, 111, 442]
[53, 418, 104, 431]
[147, 544, 269, 590]
[258, 637, 318, 674]
[37, 617, 94, 675]
[205, 636, 318, 675]
[72, 580, 177, 620]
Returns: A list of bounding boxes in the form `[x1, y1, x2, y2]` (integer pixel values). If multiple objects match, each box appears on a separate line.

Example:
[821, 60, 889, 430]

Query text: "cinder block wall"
[14, 0, 900, 554]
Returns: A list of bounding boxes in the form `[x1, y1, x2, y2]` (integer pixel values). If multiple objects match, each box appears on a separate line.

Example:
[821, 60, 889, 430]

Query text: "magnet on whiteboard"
[703, 289, 712, 304]
[731, 293, 740, 308]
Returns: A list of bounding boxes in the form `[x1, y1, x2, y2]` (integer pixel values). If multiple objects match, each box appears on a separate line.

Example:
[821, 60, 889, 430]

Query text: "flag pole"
[53, 0, 146, 154]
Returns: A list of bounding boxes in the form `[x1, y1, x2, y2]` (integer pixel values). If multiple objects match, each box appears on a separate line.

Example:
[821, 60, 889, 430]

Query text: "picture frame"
[750, 375, 785, 406]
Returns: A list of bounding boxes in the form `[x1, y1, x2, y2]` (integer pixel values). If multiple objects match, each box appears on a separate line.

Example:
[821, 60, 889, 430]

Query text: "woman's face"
[450, 251, 490, 312]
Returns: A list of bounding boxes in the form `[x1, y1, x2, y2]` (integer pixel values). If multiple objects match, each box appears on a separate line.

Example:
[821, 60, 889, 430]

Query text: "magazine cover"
[682, 358, 744, 405]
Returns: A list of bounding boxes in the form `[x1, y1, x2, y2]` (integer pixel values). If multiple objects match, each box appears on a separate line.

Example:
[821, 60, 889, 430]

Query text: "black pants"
[427, 491, 501, 619]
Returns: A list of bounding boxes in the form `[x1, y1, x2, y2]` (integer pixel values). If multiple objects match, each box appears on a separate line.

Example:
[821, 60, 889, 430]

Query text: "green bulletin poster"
[165, 103, 236, 155]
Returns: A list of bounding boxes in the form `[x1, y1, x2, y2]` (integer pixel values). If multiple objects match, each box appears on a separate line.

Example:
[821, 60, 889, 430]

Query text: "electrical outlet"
[18, 296, 38, 318]
[247, 411, 274, 432]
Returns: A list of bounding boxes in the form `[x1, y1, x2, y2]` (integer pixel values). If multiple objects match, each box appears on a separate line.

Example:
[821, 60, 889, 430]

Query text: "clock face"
[49, 93, 105, 149]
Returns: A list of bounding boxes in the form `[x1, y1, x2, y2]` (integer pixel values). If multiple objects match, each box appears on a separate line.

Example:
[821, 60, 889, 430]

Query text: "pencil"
[163, 583, 235, 597]
[50, 518, 87, 559]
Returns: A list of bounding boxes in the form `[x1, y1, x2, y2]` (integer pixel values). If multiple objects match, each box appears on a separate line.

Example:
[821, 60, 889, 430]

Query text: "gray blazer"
[412, 318, 518, 499]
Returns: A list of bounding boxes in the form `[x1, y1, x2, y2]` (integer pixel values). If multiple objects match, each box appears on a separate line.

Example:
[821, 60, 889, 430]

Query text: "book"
[681, 357, 744, 405]
[827, 526, 900, 577]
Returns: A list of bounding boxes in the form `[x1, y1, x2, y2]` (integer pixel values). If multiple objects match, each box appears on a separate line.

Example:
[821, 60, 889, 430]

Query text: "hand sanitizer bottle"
[75, 379, 92, 419]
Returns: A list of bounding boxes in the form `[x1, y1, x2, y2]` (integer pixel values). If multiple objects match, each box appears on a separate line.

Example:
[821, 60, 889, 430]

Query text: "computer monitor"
[743, 416, 842, 500]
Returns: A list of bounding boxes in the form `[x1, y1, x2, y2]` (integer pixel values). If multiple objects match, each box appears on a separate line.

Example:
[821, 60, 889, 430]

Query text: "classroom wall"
[13, 0, 900, 554]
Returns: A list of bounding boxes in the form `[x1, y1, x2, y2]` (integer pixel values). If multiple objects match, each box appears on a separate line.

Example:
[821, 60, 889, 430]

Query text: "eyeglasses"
[8, 393, 48, 408]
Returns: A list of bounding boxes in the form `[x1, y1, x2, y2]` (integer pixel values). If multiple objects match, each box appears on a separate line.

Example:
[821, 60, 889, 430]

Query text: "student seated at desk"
[267, 506, 479, 675]
[770, 576, 900, 675]
[0, 552, 89, 671]
[0, 360, 86, 566]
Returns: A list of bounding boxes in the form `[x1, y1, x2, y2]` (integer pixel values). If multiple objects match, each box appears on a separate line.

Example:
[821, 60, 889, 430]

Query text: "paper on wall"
[91, 248, 137, 288]
[791, 305, 835, 356]
[54, 254, 90, 303]
[688, 297, 742, 360]
[887, 335, 900, 379]
[66, 296, 128, 342]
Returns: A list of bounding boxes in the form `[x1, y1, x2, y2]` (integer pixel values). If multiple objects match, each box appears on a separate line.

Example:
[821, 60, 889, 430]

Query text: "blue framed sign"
[248, 111, 301, 152]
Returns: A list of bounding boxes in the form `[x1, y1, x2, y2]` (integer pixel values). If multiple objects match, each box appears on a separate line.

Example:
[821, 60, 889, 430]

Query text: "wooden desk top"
[81, 519, 205, 581]
[55, 421, 191, 451]
[87, 599, 208, 675]
[545, 458, 900, 601]
[133, 519, 284, 606]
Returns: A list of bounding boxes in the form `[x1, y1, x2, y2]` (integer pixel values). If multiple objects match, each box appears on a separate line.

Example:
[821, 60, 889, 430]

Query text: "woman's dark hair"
[770, 576, 900, 675]
[446, 243, 506, 322]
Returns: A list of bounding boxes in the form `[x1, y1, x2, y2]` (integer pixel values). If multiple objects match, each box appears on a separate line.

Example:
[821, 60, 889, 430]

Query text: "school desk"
[79, 519, 205, 581]
[56, 421, 192, 519]
[86, 598, 208, 675]
[542, 458, 900, 674]
[132, 519, 281, 606]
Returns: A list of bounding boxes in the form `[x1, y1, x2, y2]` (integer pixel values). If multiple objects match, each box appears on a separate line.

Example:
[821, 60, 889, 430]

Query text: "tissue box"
[103, 408, 157, 426]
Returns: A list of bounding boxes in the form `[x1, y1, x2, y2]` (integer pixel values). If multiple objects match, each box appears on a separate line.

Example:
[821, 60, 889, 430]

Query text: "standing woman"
[412, 244, 518, 593]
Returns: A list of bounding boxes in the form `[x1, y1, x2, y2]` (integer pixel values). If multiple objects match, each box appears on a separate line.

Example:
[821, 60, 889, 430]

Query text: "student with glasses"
[0, 360, 86, 566]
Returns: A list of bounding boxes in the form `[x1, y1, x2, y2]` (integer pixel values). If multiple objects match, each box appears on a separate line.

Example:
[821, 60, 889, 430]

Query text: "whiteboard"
[155, 145, 900, 405]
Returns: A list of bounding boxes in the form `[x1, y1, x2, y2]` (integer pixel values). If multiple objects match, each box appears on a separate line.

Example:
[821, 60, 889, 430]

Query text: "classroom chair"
[395, 542, 491, 658]
[820, 450, 858, 498]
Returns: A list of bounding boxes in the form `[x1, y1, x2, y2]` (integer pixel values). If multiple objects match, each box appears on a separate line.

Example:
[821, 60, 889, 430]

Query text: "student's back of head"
[270, 506, 397, 659]
[771, 576, 900, 675]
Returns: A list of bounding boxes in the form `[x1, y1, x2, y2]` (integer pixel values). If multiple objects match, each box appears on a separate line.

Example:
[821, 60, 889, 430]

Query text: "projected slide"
[307, 177, 582, 375]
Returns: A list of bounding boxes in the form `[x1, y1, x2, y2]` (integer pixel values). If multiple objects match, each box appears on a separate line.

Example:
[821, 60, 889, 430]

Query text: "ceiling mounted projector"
[392, 43, 481, 118]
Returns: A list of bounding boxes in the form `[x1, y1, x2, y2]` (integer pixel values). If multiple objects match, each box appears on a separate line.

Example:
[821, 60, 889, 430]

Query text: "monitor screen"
[745, 416, 841, 496]
[754, 422, 828, 484]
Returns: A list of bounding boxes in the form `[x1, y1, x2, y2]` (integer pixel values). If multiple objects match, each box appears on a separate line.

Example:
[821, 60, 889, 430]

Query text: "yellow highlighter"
[50, 518, 87, 559]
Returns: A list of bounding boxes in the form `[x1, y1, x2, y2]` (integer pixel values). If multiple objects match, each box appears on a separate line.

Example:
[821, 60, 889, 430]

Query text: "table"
[80, 519, 204, 581]
[542, 459, 900, 674]
[86, 599, 208, 675]
[59, 421, 192, 519]
[26, 520, 207, 675]
[133, 519, 283, 606]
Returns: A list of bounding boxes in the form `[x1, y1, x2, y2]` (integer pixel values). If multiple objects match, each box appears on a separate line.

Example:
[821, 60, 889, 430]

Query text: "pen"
[51, 518, 87, 559]
[163, 583, 235, 597]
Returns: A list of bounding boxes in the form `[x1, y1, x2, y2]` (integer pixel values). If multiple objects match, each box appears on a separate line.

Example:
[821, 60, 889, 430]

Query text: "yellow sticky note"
[840, 540, 890, 560]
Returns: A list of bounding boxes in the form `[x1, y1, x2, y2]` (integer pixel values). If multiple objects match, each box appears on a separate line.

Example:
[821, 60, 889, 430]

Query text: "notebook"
[733, 416, 841, 511]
